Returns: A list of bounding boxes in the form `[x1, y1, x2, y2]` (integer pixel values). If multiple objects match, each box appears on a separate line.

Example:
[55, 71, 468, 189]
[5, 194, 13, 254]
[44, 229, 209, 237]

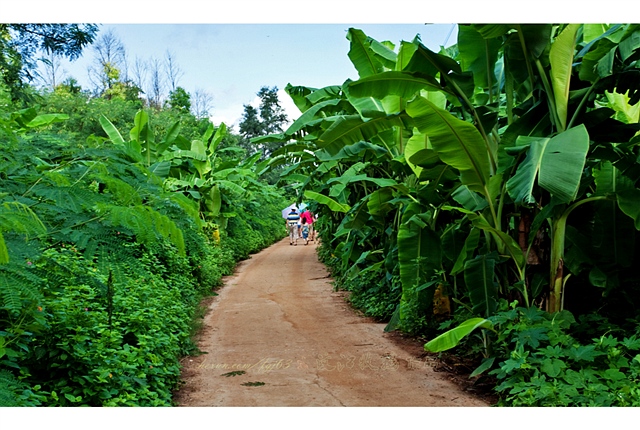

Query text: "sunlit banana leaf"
[550, 24, 580, 131]
[316, 114, 406, 157]
[424, 318, 494, 353]
[347, 71, 441, 101]
[457, 25, 502, 89]
[99, 115, 125, 146]
[506, 125, 589, 204]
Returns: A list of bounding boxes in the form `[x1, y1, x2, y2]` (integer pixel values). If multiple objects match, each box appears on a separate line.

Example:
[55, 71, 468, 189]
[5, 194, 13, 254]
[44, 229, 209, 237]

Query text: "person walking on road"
[286, 208, 301, 245]
[300, 218, 310, 245]
[299, 208, 315, 242]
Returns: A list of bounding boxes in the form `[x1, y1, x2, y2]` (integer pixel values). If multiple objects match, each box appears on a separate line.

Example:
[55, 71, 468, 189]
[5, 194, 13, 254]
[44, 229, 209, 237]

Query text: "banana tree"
[268, 25, 640, 348]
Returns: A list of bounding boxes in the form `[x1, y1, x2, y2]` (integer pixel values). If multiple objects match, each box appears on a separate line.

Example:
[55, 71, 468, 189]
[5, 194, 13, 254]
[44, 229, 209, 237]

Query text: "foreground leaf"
[424, 318, 494, 353]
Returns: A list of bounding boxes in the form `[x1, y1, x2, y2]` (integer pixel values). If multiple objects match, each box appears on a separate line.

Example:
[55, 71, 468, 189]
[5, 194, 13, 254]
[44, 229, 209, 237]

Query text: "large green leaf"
[615, 173, 640, 230]
[343, 80, 387, 118]
[464, 253, 499, 316]
[451, 228, 481, 275]
[157, 121, 181, 155]
[130, 110, 150, 143]
[347, 28, 384, 78]
[148, 161, 171, 178]
[404, 41, 461, 78]
[303, 190, 350, 213]
[444, 206, 526, 269]
[407, 96, 490, 194]
[208, 185, 222, 217]
[0, 233, 7, 264]
[99, 115, 125, 146]
[424, 318, 494, 353]
[619, 29, 640, 61]
[316, 141, 389, 162]
[457, 25, 502, 89]
[316, 114, 406, 157]
[25, 113, 69, 128]
[284, 99, 343, 136]
[506, 125, 590, 204]
[328, 173, 398, 189]
[398, 204, 441, 298]
[347, 71, 441, 101]
[209, 123, 227, 153]
[285, 84, 316, 112]
[367, 188, 394, 216]
[550, 24, 580, 131]
[451, 186, 488, 211]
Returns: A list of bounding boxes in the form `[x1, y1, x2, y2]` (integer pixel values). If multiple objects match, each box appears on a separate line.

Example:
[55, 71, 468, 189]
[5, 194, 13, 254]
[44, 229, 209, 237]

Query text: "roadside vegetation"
[0, 24, 287, 405]
[261, 24, 640, 406]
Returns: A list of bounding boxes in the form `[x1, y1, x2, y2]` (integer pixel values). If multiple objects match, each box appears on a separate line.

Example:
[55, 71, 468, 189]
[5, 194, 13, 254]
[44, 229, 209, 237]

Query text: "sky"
[53, 23, 458, 129]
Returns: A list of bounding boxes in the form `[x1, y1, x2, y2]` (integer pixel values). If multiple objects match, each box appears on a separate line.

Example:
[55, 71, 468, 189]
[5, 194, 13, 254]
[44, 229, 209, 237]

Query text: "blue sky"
[53, 23, 457, 129]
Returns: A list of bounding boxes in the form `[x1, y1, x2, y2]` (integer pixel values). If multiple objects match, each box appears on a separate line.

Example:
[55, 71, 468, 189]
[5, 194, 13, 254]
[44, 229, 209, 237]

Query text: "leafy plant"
[265, 24, 640, 405]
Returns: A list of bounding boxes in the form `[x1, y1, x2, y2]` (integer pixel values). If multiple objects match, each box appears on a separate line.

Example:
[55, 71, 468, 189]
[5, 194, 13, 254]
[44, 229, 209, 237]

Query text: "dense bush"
[0, 103, 285, 406]
[485, 305, 640, 406]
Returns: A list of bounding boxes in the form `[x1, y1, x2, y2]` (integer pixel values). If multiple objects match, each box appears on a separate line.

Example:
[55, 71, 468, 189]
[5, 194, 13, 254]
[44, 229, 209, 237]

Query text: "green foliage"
[487, 306, 640, 406]
[272, 24, 640, 405]
[166, 87, 191, 113]
[0, 24, 98, 102]
[239, 86, 290, 168]
[0, 97, 286, 405]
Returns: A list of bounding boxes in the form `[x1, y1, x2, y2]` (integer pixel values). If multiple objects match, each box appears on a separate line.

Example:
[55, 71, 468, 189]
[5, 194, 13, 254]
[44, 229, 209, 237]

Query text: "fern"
[0, 265, 43, 313]
[0, 370, 41, 406]
[32, 186, 97, 214]
[101, 204, 186, 256]
[0, 202, 47, 264]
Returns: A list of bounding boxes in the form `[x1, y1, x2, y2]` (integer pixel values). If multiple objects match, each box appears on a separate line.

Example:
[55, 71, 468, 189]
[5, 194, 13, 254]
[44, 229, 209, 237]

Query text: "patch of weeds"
[241, 381, 265, 387]
[221, 371, 246, 377]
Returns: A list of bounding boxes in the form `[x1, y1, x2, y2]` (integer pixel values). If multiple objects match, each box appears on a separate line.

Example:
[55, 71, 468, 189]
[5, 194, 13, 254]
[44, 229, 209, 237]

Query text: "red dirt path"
[174, 238, 491, 407]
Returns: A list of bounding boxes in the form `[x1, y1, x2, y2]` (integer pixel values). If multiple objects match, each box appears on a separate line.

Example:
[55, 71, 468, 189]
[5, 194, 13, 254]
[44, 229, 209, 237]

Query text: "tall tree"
[88, 28, 127, 96]
[147, 57, 165, 109]
[0, 24, 97, 101]
[130, 56, 148, 96]
[238, 86, 289, 159]
[164, 50, 183, 92]
[166, 86, 191, 112]
[192, 88, 213, 119]
[39, 50, 65, 90]
[257, 86, 288, 134]
[238, 104, 262, 140]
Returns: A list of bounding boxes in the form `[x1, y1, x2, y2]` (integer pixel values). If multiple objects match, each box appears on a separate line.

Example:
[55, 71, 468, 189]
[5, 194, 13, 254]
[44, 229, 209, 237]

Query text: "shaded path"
[174, 238, 489, 406]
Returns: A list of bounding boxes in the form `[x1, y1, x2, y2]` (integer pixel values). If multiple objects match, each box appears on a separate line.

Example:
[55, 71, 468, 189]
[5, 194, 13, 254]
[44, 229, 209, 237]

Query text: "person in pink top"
[299, 209, 315, 243]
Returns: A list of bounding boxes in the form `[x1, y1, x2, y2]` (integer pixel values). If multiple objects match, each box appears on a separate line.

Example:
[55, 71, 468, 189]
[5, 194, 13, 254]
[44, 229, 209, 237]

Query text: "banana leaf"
[424, 318, 494, 353]
[407, 96, 490, 195]
[304, 190, 350, 213]
[99, 115, 125, 146]
[316, 113, 406, 157]
[506, 125, 589, 204]
[550, 24, 580, 131]
[347, 71, 441, 101]
[464, 253, 500, 316]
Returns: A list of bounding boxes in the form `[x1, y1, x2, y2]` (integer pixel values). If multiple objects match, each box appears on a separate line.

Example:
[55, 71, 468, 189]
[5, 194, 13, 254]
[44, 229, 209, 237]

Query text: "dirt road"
[174, 238, 490, 407]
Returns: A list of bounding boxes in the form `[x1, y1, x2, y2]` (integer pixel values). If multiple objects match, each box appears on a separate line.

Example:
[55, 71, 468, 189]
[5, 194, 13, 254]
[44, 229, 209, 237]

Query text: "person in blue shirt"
[286, 208, 301, 245]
